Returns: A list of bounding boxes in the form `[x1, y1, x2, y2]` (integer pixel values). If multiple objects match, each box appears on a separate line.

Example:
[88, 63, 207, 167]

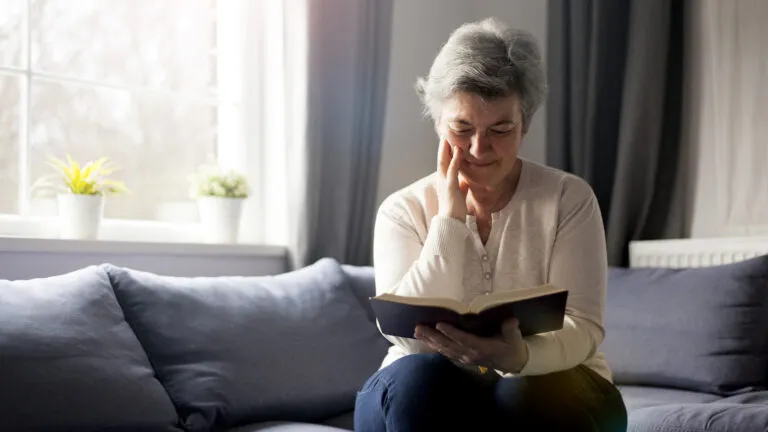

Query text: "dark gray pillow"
[602, 256, 768, 395]
[0, 266, 180, 432]
[105, 258, 389, 432]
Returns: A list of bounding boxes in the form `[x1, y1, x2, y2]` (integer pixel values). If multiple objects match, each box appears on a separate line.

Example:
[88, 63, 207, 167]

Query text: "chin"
[461, 169, 502, 188]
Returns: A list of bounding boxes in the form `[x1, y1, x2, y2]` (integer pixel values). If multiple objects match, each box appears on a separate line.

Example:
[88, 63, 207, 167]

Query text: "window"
[0, 0, 239, 223]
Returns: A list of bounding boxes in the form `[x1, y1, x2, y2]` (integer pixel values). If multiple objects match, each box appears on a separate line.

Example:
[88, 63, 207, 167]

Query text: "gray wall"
[376, 0, 548, 207]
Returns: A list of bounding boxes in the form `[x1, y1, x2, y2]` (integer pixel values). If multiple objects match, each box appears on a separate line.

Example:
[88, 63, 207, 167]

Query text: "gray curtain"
[547, 0, 685, 266]
[290, 0, 393, 268]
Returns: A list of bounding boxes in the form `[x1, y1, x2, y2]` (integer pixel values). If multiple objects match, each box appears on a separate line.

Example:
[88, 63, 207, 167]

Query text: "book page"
[468, 284, 563, 313]
[372, 293, 468, 314]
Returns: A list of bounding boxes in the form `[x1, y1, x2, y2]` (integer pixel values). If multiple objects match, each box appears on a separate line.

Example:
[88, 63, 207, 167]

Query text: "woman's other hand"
[437, 137, 469, 222]
[414, 318, 530, 374]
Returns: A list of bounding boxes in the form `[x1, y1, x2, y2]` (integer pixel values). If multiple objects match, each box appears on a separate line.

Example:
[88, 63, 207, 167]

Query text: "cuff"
[421, 215, 470, 262]
[516, 336, 548, 376]
[497, 338, 540, 378]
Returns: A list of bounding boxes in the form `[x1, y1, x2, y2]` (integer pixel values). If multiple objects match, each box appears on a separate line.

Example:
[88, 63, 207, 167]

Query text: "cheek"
[491, 134, 521, 158]
[444, 135, 472, 152]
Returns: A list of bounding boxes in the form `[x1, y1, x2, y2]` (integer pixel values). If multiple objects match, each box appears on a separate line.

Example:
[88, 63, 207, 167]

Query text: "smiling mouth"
[466, 160, 497, 167]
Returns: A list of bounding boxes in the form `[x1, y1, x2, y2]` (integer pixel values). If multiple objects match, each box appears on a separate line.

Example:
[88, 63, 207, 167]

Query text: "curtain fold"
[288, 0, 393, 268]
[547, 0, 685, 266]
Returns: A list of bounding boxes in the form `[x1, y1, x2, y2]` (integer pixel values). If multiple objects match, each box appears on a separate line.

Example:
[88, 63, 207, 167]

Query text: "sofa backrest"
[341, 264, 377, 323]
[0, 259, 389, 431]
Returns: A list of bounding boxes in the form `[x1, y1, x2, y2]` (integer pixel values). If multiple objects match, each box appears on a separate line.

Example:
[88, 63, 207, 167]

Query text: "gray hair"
[416, 18, 547, 132]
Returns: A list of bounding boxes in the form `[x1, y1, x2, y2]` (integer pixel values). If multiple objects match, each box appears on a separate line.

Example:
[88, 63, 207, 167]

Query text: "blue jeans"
[354, 353, 627, 432]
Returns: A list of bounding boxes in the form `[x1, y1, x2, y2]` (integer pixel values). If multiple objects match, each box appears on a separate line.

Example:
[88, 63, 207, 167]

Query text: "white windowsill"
[0, 236, 287, 257]
[0, 215, 287, 257]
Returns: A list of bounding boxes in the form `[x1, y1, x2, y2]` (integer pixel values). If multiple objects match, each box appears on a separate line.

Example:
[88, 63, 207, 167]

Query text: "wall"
[376, 0, 548, 207]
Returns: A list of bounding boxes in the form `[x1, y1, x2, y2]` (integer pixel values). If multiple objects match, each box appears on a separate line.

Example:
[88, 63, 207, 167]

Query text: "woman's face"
[437, 92, 524, 190]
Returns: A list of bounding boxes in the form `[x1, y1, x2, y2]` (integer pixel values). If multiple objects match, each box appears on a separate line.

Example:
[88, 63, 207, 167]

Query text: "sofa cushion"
[105, 258, 389, 432]
[628, 403, 768, 432]
[320, 410, 354, 430]
[227, 422, 351, 432]
[618, 385, 721, 412]
[719, 390, 768, 405]
[602, 256, 768, 395]
[0, 266, 180, 432]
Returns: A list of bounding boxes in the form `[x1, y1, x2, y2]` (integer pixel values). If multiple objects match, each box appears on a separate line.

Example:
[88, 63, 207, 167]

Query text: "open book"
[370, 284, 568, 338]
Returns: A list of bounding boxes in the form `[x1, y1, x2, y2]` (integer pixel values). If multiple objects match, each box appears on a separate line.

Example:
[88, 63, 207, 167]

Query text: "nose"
[468, 131, 492, 159]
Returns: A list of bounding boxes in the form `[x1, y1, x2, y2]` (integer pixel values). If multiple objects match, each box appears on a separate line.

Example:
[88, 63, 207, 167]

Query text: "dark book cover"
[370, 290, 568, 338]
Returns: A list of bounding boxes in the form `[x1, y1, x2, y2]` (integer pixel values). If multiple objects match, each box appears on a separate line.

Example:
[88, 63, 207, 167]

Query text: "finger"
[498, 317, 522, 342]
[436, 323, 488, 351]
[414, 324, 430, 339]
[419, 326, 471, 357]
[429, 339, 468, 362]
[459, 176, 470, 195]
[446, 145, 463, 185]
[424, 325, 482, 365]
[418, 324, 454, 344]
[437, 137, 450, 176]
[500, 317, 520, 335]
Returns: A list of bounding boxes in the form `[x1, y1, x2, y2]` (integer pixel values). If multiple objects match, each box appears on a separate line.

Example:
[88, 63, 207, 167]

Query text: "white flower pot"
[197, 196, 245, 244]
[57, 194, 105, 240]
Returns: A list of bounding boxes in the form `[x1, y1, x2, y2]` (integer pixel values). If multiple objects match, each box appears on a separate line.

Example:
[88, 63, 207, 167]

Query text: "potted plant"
[189, 165, 250, 244]
[32, 155, 128, 240]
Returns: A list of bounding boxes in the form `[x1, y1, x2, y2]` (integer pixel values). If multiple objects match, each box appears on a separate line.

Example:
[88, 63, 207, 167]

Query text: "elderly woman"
[354, 18, 627, 431]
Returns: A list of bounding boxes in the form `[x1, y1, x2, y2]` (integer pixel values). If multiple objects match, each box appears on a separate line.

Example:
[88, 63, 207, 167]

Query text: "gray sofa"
[1, 256, 767, 431]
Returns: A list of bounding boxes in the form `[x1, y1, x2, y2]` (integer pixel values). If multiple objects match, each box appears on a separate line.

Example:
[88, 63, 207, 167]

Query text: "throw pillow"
[0, 266, 179, 431]
[105, 258, 389, 432]
[601, 255, 768, 395]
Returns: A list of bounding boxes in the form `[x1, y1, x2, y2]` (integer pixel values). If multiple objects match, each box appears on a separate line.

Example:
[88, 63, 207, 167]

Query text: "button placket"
[468, 222, 493, 294]
[480, 254, 492, 293]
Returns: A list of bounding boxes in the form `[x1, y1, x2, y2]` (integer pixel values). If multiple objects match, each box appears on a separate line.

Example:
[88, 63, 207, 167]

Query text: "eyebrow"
[449, 119, 517, 127]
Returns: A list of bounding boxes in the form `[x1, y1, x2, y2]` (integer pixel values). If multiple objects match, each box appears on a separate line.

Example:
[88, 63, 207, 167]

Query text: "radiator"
[629, 237, 768, 268]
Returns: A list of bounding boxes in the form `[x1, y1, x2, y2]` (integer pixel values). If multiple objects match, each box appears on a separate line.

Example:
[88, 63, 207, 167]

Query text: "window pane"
[31, 0, 217, 94]
[29, 79, 217, 221]
[0, 0, 25, 67]
[0, 74, 20, 214]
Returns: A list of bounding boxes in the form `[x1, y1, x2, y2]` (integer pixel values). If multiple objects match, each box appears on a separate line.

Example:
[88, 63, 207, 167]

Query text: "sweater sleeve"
[512, 179, 608, 377]
[372, 199, 471, 352]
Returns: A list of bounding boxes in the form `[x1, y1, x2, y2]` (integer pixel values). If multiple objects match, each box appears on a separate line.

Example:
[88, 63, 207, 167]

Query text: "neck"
[465, 159, 522, 219]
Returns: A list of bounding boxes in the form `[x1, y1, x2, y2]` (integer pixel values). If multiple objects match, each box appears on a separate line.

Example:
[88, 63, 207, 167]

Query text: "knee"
[494, 373, 624, 431]
[361, 353, 458, 403]
[356, 354, 474, 431]
[384, 353, 455, 383]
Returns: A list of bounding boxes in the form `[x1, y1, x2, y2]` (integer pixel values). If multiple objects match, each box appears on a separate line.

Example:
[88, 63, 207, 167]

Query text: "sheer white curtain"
[217, 0, 308, 248]
[221, 0, 392, 267]
[687, 0, 768, 237]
